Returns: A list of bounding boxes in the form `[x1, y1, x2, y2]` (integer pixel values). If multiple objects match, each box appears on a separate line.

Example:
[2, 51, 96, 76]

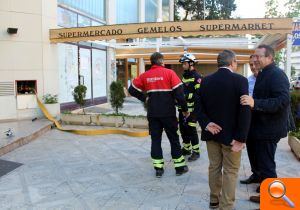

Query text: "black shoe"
[209, 202, 219, 209]
[155, 168, 164, 178]
[240, 174, 260, 184]
[176, 165, 189, 176]
[256, 185, 260, 193]
[181, 148, 191, 156]
[188, 152, 200, 162]
[250, 195, 260, 203]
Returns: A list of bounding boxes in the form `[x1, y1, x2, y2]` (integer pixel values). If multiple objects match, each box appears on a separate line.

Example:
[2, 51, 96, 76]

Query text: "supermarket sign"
[293, 21, 300, 46]
[49, 18, 293, 43]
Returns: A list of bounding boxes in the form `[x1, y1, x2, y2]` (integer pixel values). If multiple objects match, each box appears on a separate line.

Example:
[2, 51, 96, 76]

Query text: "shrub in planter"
[73, 85, 87, 114]
[42, 94, 60, 117]
[290, 90, 300, 129]
[110, 81, 126, 114]
[42, 94, 58, 104]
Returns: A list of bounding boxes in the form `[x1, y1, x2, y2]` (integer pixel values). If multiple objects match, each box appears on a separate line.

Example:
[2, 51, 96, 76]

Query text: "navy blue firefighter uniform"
[178, 53, 202, 161]
[128, 53, 189, 177]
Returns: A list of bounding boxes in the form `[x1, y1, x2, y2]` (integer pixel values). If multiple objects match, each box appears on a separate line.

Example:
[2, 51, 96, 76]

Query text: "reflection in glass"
[92, 50, 107, 98]
[116, 0, 138, 24]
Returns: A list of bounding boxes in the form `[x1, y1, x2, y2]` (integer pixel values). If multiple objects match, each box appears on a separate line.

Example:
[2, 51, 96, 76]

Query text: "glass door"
[79, 48, 92, 100]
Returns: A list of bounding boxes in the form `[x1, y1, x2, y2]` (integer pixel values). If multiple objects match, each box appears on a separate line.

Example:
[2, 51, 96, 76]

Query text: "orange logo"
[261, 178, 300, 209]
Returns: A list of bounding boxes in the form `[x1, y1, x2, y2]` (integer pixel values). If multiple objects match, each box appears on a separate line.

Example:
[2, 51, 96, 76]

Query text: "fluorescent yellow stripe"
[174, 162, 186, 168]
[173, 155, 185, 163]
[182, 78, 195, 83]
[195, 84, 200, 89]
[188, 108, 194, 112]
[188, 93, 193, 99]
[152, 159, 164, 164]
[188, 122, 197, 127]
[187, 102, 194, 106]
[153, 163, 164, 168]
[192, 144, 200, 149]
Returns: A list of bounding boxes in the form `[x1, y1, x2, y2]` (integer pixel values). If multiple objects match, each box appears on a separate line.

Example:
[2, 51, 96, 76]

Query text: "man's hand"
[230, 140, 245, 152]
[240, 95, 254, 108]
[206, 122, 222, 135]
[182, 111, 190, 118]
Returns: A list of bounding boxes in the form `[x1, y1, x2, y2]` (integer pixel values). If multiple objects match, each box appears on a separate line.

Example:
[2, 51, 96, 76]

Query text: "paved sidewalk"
[0, 126, 298, 209]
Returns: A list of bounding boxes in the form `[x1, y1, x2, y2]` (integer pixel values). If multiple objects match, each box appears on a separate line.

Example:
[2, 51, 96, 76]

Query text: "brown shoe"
[250, 195, 260, 203]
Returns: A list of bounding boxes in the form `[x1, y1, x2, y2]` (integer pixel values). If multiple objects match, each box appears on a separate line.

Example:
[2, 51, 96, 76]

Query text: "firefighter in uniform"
[178, 53, 202, 161]
[129, 52, 189, 178]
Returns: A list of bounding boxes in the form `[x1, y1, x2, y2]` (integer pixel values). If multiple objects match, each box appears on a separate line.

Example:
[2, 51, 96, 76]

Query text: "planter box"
[61, 113, 148, 128]
[124, 116, 148, 129]
[91, 115, 124, 127]
[61, 113, 91, 125]
[288, 135, 300, 160]
[44, 103, 60, 118]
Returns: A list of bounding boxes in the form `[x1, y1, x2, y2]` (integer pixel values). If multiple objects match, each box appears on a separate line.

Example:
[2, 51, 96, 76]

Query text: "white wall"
[0, 0, 59, 120]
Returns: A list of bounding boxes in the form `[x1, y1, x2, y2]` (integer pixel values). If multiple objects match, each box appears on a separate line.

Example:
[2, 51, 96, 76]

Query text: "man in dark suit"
[197, 50, 251, 210]
[240, 44, 290, 203]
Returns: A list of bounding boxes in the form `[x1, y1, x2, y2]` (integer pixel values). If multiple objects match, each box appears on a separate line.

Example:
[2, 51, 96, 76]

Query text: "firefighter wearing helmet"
[178, 53, 202, 161]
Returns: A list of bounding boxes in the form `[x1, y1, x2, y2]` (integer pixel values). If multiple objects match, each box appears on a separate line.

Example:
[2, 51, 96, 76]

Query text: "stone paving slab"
[0, 127, 298, 210]
[0, 119, 53, 156]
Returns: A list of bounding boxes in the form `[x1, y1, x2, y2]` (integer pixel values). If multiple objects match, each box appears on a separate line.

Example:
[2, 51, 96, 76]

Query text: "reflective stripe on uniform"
[194, 84, 200, 89]
[182, 78, 195, 83]
[183, 143, 192, 150]
[187, 102, 194, 107]
[188, 108, 194, 112]
[188, 93, 193, 99]
[152, 158, 164, 168]
[188, 122, 197, 127]
[173, 155, 186, 168]
[192, 144, 200, 153]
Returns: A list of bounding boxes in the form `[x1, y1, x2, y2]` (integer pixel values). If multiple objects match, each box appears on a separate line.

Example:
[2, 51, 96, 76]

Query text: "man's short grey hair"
[150, 52, 164, 66]
[217, 50, 236, 67]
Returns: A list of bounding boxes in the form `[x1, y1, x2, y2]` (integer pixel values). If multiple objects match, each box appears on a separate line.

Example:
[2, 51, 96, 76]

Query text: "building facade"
[0, 0, 173, 120]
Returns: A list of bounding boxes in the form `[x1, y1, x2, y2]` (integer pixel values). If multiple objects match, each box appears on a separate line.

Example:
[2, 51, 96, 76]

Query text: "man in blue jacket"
[240, 44, 290, 203]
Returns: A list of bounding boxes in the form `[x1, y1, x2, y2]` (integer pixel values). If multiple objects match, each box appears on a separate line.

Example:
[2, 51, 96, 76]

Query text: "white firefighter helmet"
[179, 53, 196, 63]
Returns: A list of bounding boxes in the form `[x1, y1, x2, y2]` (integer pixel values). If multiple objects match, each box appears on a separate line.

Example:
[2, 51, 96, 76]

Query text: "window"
[162, 0, 170, 21]
[78, 15, 91, 27]
[57, 7, 77, 28]
[145, 0, 157, 22]
[116, 0, 139, 24]
[58, 44, 79, 103]
[16, 80, 36, 95]
[58, 0, 105, 21]
[92, 50, 107, 98]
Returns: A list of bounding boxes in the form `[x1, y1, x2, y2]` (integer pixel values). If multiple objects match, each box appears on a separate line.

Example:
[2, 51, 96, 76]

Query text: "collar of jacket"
[262, 62, 276, 72]
[151, 65, 164, 70]
[218, 67, 233, 73]
[183, 69, 196, 76]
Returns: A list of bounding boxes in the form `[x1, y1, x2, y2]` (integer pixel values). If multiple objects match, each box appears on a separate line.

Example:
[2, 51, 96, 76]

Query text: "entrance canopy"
[49, 18, 293, 66]
[50, 18, 292, 43]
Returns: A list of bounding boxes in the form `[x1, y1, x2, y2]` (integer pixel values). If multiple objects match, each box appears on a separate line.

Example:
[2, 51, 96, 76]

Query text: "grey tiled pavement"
[0, 124, 299, 210]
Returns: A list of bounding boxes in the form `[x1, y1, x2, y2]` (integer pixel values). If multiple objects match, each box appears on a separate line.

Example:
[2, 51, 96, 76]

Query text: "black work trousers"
[178, 112, 199, 151]
[148, 116, 183, 164]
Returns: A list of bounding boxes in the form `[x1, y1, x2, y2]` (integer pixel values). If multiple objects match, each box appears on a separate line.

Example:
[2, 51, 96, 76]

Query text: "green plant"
[109, 81, 126, 114]
[290, 90, 300, 129]
[73, 85, 87, 114]
[61, 110, 72, 114]
[42, 94, 58, 104]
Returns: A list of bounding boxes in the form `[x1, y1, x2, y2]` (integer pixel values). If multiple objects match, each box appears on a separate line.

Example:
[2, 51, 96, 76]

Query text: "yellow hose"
[37, 96, 149, 137]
